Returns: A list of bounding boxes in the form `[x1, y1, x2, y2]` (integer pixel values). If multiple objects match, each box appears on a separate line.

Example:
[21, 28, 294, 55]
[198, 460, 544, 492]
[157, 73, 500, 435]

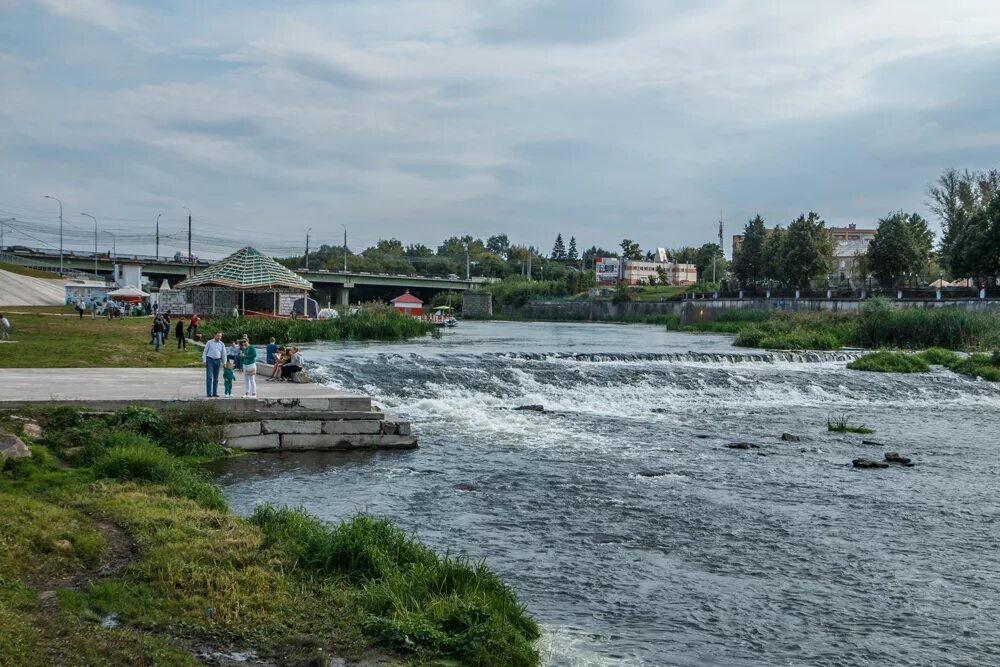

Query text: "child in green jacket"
[223, 361, 235, 397]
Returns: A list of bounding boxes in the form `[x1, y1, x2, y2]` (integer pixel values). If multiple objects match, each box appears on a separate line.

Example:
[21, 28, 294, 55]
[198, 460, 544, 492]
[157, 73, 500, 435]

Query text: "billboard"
[595, 257, 620, 284]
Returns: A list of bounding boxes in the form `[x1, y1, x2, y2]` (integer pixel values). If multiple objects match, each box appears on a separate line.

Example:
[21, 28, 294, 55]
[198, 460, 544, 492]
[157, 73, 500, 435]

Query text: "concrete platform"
[0, 368, 370, 412]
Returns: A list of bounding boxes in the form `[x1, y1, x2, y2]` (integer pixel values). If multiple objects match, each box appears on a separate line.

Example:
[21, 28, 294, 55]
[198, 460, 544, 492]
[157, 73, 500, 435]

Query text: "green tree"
[731, 214, 767, 287]
[551, 234, 566, 260]
[670, 246, 699, 265]
[866, 212, 933, 286]
[486, 234, 510, 259]
[567, 236, 578, 261]
[694, 243, 727, 283]
[929, 167, 1000, 279]
[760, 227, 787, 285]
[619, 239, 642, 260]
[405, 243, 434, 257]
[783, 212, 835, 287]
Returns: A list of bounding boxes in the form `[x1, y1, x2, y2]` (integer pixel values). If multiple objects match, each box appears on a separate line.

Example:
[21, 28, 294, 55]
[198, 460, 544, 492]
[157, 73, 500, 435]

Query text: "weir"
[0, 368, 417, 452]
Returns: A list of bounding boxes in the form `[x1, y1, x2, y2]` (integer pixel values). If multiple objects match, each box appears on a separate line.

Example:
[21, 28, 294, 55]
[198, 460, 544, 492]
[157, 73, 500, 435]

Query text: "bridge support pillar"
[337, 287, 350, 305]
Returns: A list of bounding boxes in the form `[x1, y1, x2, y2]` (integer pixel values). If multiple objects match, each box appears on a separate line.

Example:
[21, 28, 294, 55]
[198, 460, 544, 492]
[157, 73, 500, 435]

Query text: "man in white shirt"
[202, 331, 227, 397]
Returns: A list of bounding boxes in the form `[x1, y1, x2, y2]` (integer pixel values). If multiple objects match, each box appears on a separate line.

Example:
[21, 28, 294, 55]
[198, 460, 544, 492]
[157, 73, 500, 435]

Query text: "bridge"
[1, 248, 487, 303]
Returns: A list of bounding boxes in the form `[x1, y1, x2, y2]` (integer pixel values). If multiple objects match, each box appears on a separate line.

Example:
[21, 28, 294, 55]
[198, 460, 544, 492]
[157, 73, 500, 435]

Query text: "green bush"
[918, 347, 961, 366]
[250, 505, 539, 665]
[847, 351, 930, 374]
[857, 299, 1000, 350]
[92, 444, 226, 511]
[948, 354, 1000, 382]
[827, 414, 875, 434]
[204, 302, 436, 344]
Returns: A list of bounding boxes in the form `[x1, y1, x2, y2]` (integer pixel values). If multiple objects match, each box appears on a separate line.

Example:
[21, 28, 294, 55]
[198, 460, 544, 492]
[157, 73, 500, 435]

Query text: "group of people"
[148, 311, 200, 352]
[201, 333, 305, 399]
[263, 337, 305, 381]
[75, 297, 147, 319]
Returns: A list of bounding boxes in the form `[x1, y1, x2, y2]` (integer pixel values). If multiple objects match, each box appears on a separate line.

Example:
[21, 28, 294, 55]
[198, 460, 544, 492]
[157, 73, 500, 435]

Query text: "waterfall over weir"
[213, 321, 1000, 666]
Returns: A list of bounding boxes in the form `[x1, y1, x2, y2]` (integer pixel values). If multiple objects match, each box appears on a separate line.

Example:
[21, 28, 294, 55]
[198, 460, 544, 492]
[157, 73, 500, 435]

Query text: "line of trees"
[929, 167, 1000, 285]
[730, 212, 837, 288]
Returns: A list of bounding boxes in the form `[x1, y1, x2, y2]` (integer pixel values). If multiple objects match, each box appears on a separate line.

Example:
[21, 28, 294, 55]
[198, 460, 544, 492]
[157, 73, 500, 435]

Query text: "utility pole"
[465, 240, 471, 280]
[341, 224, 348, 272]
[304, 227, 312, 270]
[81, 213, 98, 276]
[44, 195, 63, 274]
[155, 213, 161, 261]
[182, 207, 192, 262]
[713, 210, 724, 284]
[527, 247, 534, 282]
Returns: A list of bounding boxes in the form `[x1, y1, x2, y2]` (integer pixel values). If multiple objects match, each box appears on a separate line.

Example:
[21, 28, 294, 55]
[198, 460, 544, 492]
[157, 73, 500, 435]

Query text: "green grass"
[0, 261, 62, 279]
[918, 347, 961, 365]
[204, 303, 437, 344]
[0, 405, 538, 666]
[847, 351, 930, 373]
[948, 352, 1000, 382]
[855, 300, 1000, 350]
[251, 506, 539, 665]
[0, 307, 200, 369]
[827, 414, 875, 434]
[629, 285, 688, 301]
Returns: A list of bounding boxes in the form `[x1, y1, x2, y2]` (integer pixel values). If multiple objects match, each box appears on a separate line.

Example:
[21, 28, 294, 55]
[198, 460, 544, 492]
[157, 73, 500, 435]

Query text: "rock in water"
[726, 442, 760, 450]
[861, 440, 886, 446]
[884, 452, 914, 467]
[780, 433, 801, 442]
[0, 433, 31, 460]
[853, 458, 889, 469]
[515, 405, 545, 412]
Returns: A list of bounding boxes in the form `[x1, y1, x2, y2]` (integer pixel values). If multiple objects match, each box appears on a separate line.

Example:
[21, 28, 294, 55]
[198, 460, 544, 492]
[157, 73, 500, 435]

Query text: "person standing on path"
[175, 317, 187, 350]
[223, 361, 235, 397]
[240, 339, 258, 397]
[188, 313, 199, 341]
[202, 331, 226, 397]
[1, 314, 10, 341]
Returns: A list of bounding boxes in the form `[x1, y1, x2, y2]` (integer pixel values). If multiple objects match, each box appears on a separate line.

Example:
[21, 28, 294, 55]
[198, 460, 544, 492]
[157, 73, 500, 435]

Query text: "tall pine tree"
[551, 233, 566, 260]
[567, 236, 578, 261]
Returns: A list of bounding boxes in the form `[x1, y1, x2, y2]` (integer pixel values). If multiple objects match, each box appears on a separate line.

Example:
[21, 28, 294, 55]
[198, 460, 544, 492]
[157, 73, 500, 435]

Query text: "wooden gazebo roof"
[175, 246, 312, 291]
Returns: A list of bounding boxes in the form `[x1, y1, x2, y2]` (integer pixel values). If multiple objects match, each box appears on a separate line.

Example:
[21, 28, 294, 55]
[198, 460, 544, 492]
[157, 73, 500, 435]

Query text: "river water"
[212, 321, 1000, 666]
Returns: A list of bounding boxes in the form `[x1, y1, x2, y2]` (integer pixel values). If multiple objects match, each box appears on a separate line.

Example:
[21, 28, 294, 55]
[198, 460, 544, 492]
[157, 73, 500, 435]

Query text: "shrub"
[114, 406, 167, 441]
[204, 302, 436, 344]
[857, 299, 1000, 350]
[948, 354, 1000, 382]
[918, 347, 960, 366]
[92, 444, 226, 510]
[847, 351, 930, 374]
[250, 506, 539, 665]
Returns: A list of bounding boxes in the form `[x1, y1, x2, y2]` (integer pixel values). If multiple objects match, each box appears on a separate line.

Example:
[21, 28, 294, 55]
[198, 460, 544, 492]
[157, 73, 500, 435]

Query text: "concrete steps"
[223, 415, 415, 451]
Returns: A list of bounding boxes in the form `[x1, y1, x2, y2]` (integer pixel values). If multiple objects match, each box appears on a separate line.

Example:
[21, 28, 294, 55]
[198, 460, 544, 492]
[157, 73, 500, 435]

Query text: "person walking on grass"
[175, 317, 187, 350]
[223, 360, 235, 397]
[202, 331, 226, 398]
[189, 313, 199, 341]
[1, 314, 10, 341]
[151, 316, 165, 352]
[240, 338, 258, 398]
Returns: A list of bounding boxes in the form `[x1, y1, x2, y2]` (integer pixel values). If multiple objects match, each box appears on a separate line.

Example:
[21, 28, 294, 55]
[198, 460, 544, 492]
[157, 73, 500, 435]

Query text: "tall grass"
[92, 443, 226, 510]
[250, 505, 539, 666]
[847, 351, 930, 373]
[855, 299, 1000, 350]
[204, 303, 436, 344]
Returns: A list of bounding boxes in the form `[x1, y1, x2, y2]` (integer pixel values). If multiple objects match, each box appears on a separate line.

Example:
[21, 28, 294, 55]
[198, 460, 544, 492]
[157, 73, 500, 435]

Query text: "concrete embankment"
[0, 268, 67, 306]
[0, 368, 416, 451]
[509, 296, 1000, 323]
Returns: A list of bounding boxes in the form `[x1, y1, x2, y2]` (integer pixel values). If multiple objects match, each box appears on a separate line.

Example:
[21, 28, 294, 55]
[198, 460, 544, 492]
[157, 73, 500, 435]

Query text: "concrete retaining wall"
[224, 418, 416, 451]
[462, 291, 493, 319]
[513, 297, 1000, 323]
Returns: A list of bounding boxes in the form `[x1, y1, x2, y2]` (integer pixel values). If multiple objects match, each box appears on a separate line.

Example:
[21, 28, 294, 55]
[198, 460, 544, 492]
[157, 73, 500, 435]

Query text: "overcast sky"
[1, 0, 998, 259]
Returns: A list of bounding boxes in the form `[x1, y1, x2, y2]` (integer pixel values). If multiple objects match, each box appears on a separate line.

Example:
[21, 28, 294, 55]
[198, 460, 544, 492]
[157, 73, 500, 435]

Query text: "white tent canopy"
[107, 286, 148, 298]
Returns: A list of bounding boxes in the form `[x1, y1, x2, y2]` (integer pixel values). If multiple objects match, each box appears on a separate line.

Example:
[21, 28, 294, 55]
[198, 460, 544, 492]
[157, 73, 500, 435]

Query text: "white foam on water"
[537, 625, 649, 667]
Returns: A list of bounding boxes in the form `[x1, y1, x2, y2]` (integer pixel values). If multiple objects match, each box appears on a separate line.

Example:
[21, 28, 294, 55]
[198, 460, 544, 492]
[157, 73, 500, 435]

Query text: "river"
[212, 321, 1000, 666]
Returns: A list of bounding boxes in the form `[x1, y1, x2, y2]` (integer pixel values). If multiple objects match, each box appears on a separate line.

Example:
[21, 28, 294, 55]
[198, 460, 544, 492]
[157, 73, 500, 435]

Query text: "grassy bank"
[0, 306, 199, 369]
[680, 300, 1000, 353]
[0, 261, 63, 279]
[0, 405, 539, 666]
[205, 303, 437, 344]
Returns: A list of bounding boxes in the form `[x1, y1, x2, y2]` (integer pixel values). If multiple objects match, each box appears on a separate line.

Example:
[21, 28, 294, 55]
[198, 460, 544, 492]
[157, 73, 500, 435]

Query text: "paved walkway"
[0, 368, 358, 402]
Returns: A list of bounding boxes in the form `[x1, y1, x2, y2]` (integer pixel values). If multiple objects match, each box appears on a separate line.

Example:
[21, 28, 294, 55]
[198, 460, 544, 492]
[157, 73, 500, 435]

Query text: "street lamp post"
[341, 224, 348, 272]
[155, 213, 161, 261]
[43, 195, 63, 274]
[305, 227, 312, 270]
[80, 213, 98, 276]
[181, 207, 192, 262]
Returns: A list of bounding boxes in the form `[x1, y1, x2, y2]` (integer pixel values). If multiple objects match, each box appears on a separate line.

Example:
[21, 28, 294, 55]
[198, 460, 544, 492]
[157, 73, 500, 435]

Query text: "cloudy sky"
[1, 0, 998, 259]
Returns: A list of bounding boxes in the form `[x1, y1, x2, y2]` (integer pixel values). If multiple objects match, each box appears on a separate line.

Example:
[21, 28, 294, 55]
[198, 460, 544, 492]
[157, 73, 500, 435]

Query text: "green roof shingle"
[175, 247, 313, 291]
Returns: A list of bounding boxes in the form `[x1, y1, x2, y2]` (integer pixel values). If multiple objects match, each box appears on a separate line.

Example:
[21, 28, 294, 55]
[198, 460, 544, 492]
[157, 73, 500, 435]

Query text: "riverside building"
[595, 257, 697, 286]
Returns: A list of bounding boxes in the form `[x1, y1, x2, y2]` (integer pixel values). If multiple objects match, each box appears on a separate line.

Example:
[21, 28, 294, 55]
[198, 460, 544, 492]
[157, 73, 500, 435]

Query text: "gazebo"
[390, 290, 424, 316]
[174, 246, 313, 316]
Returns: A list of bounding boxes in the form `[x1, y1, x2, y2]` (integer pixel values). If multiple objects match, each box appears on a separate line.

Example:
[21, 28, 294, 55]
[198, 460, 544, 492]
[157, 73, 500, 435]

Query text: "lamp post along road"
[182, 207, 192, 262]
[305, 227, 312, 270]
[341, 224, 348, 272]
[80, 213, 98, 276]
[155, 213, 161, 261]
[43, 195, 63, 274]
